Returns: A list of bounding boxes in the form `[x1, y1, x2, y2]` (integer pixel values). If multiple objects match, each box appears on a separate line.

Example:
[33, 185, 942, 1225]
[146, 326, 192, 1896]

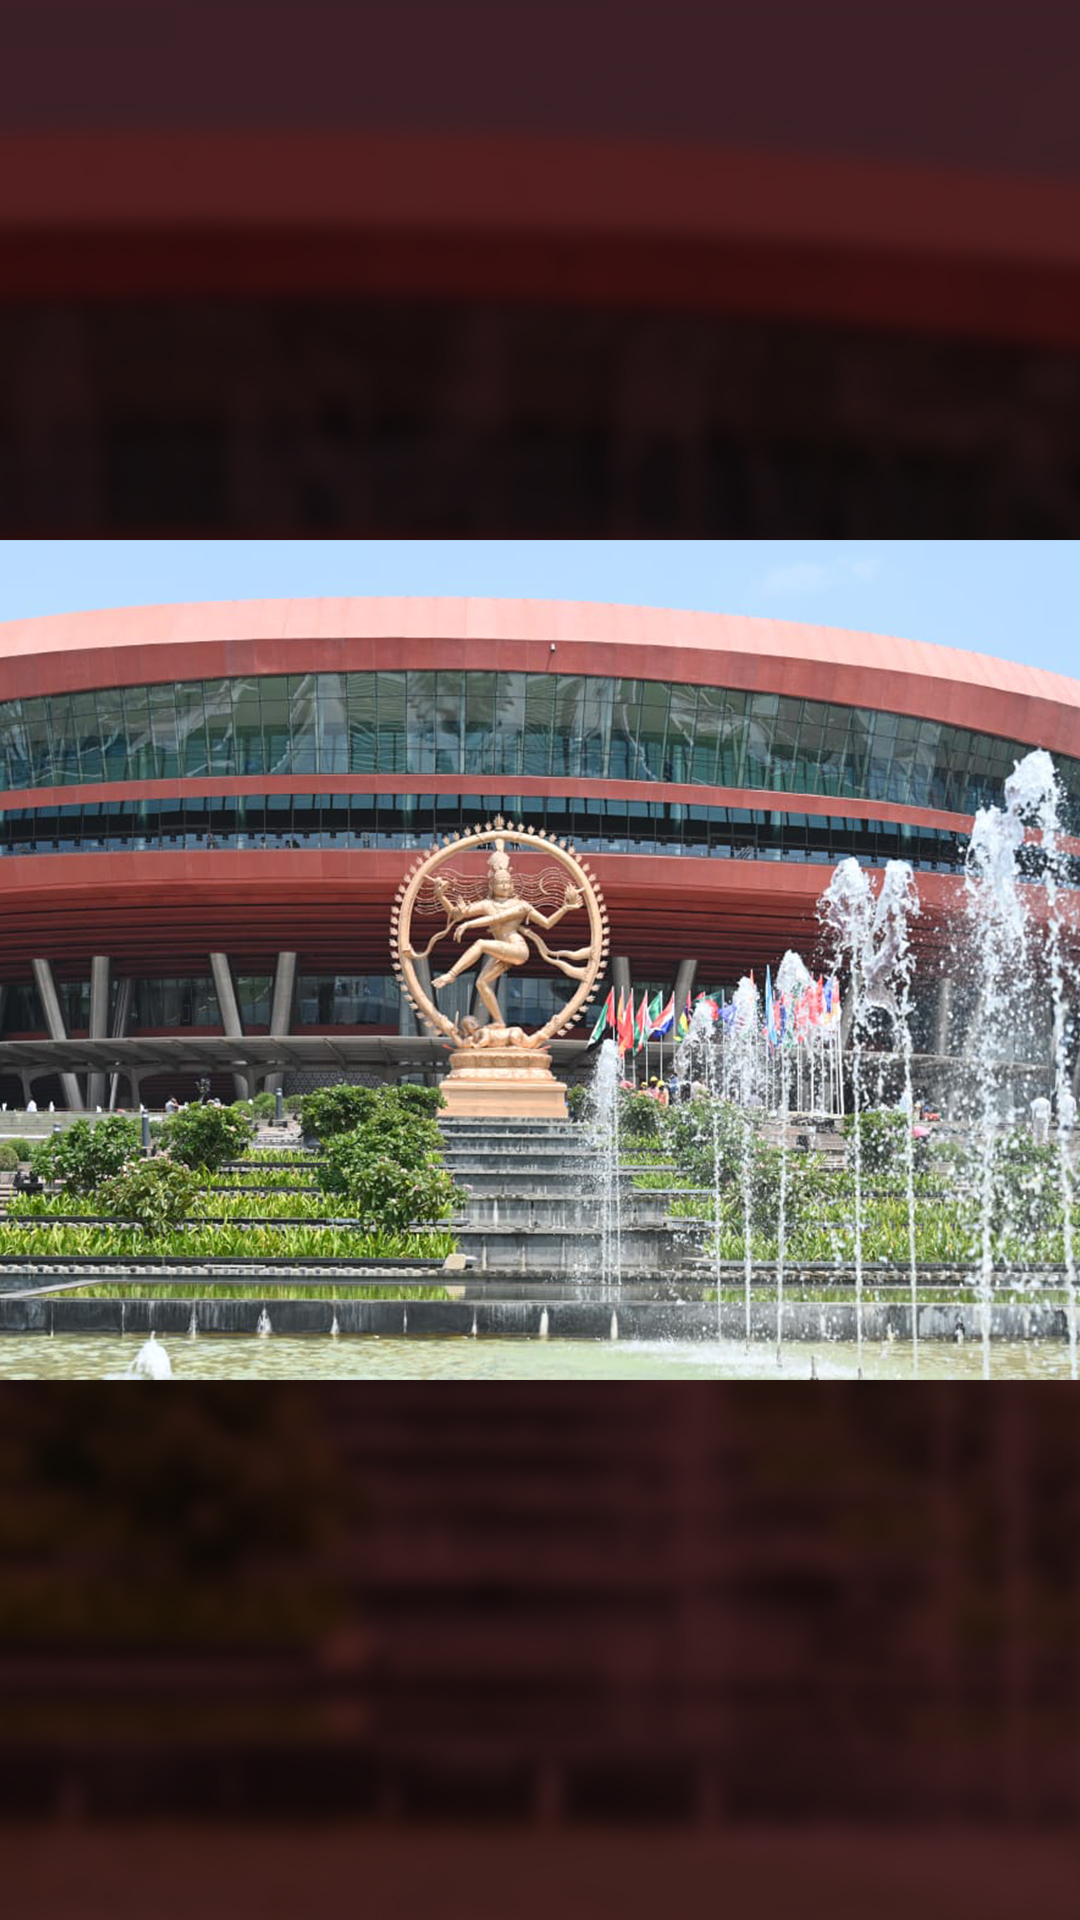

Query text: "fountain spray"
[774, 952, 812, 1368]
[820, 859, 875, 1377]
[682, 1000, 724, 1348]
[588, 1039, 623, 1299]
[731, 974, 761, 1348]
[1001, 751, 1078, 1379]
[963, 779, 1028, 1379]
[865, 862, 921, 1376]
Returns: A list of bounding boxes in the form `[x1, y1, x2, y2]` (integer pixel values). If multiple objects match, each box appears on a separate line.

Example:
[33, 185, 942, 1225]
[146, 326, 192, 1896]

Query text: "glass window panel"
[378, 672, 407, 772]
[71, 692, 102, 782]
[552, 675, 586, 778]
[230, 678, 262, 774]
[92, 687, 126, 780]
[406, 671, 436, 774]
[609, 679, 641, 779]
[116, 691, 146, 785]
[523, 675, 555, 776]
[769, 696, 802, 792]
[281, 673, 315, 774]
[492, 673, 526, 777]
[46, 695, 81, 784]
[203, 679, 235, 774]
[663, 684, 697, 784]
[257, 675, 291, 775]
[435, 670, 465, 773]
[346, 673, 377, 773]
[636, 683, 668, 780]
[578, 676, 613, 778]
[174, 681, 208, 778]
[0, 700, 28, 787]
[463, 672, 496, 774]
[317, 673, 348, 773]
[148, 683, 180, 778]
[689, 686, 723, 786]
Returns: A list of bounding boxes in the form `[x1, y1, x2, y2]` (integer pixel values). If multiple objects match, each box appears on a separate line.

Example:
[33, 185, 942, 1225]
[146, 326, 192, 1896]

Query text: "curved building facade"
[0, 596, 1077, 1107]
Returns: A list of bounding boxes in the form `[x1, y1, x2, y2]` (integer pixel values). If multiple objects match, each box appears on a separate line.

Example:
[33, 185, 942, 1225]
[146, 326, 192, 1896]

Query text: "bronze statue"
[390, 819, 609, 1115]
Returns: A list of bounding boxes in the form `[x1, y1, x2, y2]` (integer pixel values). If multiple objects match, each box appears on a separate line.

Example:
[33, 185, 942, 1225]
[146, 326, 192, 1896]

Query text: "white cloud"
[760, 562, 833, 595]
[758, 554, 880, 597]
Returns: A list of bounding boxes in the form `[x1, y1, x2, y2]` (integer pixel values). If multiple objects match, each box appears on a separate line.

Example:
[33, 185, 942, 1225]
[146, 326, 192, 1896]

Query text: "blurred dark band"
[2, 131, 1080, 534]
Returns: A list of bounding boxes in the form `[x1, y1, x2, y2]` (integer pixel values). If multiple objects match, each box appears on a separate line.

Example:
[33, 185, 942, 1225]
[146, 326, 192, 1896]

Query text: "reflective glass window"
[463, 671, 496, 774]
[175, 681, 209, 778]
[552, 675, 586, 778]
[259, 676, 292, 775]
[317, 673, 349, 774]
[523, 676, 555, 776]
[609, 679, 641, 778]
[435, 670, 465, 773]
[347, 673, 377, 773]
[232, 679, 262, 774]
[378, 672, 407, 772]
[285, 674, 318, 774]
[637, 682, 668, 780]
[492, 674, 526, 778]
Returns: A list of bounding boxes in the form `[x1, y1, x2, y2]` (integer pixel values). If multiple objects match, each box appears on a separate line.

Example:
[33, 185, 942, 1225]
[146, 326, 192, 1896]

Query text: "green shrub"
[316, 1091, 458, 1232]
[664, 1098, 745, 1186]
[566, 1084, 587, 1120]
[300, 1084, 380, 1141]
[620, 1091, 661, 1138]
[161, 1102, 255, 1172]
[843, 1107, 909, 1178]
[97, 1157, 203, 1233]
[5, 1138, 31, 1164]
[0, 1144, 19, 1171]
[390, 1083, 445, 1118]
[990, 1131, 1061, 1239]
[239, 1091, 277, 1119]
[30, 1115, 141, 1194]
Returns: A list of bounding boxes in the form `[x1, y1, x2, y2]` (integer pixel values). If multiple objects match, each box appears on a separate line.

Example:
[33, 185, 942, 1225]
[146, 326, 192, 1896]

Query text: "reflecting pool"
[0, 1333, 1072, 1380]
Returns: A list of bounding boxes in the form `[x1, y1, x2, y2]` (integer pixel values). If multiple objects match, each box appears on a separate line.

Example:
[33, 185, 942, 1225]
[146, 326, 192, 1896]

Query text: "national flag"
[677, 991, 692, 1038]
[589, 985, 615, 1045]
[696, 994, 719, 1021]
[646, 991, 665, 1035]
[617, 994, 636, 1055]
[650, 994, 675, 1037]
[635, 991, 651, 1050]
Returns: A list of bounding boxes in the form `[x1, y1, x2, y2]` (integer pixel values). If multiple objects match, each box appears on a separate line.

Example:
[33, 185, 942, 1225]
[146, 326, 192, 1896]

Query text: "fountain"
[586, 1039, 623, 1300]
[729, 974, 762, 1348]
[129, 1332, 172, 1380]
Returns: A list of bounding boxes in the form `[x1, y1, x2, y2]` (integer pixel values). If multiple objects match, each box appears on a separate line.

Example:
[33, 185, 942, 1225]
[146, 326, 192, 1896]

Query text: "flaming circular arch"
[390, 818, 609, 1051]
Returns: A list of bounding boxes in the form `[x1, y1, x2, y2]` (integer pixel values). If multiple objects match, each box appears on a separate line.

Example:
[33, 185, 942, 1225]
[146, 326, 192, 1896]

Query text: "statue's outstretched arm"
[527, 885, 581, 932]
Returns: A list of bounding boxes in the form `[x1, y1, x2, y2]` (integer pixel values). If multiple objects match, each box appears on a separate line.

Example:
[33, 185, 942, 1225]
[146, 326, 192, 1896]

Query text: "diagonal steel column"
[107, 976, 134, 1110]
[672, 958, 698, 1021]
[30, 959, 84, 1110]
[87, 956, 110, 1109]
[265, 951, 297, 1094]
[209, 952, 249, 1101]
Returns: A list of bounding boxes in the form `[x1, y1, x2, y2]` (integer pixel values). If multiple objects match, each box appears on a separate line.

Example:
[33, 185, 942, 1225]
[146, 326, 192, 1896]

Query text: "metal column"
[87, 956, 110, 1109]
[613, 957, 632, 1005]
[209, 952, 249, 1101]
[672, 958, 698, 1023]
[265, 951, 297, 1094]
[30, 958, 84, 1111]
[108, 976, 133, 1110]
[933, 976, 953, 1056]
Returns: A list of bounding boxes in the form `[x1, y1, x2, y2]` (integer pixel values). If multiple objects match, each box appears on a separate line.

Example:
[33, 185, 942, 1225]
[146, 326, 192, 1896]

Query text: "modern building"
[0, 594, 1078, 1109]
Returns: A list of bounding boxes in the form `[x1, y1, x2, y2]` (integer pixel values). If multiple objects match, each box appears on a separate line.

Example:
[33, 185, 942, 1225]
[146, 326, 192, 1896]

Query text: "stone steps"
[454, 1192, 670, 1231]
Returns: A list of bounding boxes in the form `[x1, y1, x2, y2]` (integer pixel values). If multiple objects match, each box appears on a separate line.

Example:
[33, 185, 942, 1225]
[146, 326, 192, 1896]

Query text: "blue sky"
[1, 541, 1077, 680]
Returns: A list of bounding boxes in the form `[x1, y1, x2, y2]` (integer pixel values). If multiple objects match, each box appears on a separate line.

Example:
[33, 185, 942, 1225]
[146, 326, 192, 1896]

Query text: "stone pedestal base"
[440, 1046, 568, 1118]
